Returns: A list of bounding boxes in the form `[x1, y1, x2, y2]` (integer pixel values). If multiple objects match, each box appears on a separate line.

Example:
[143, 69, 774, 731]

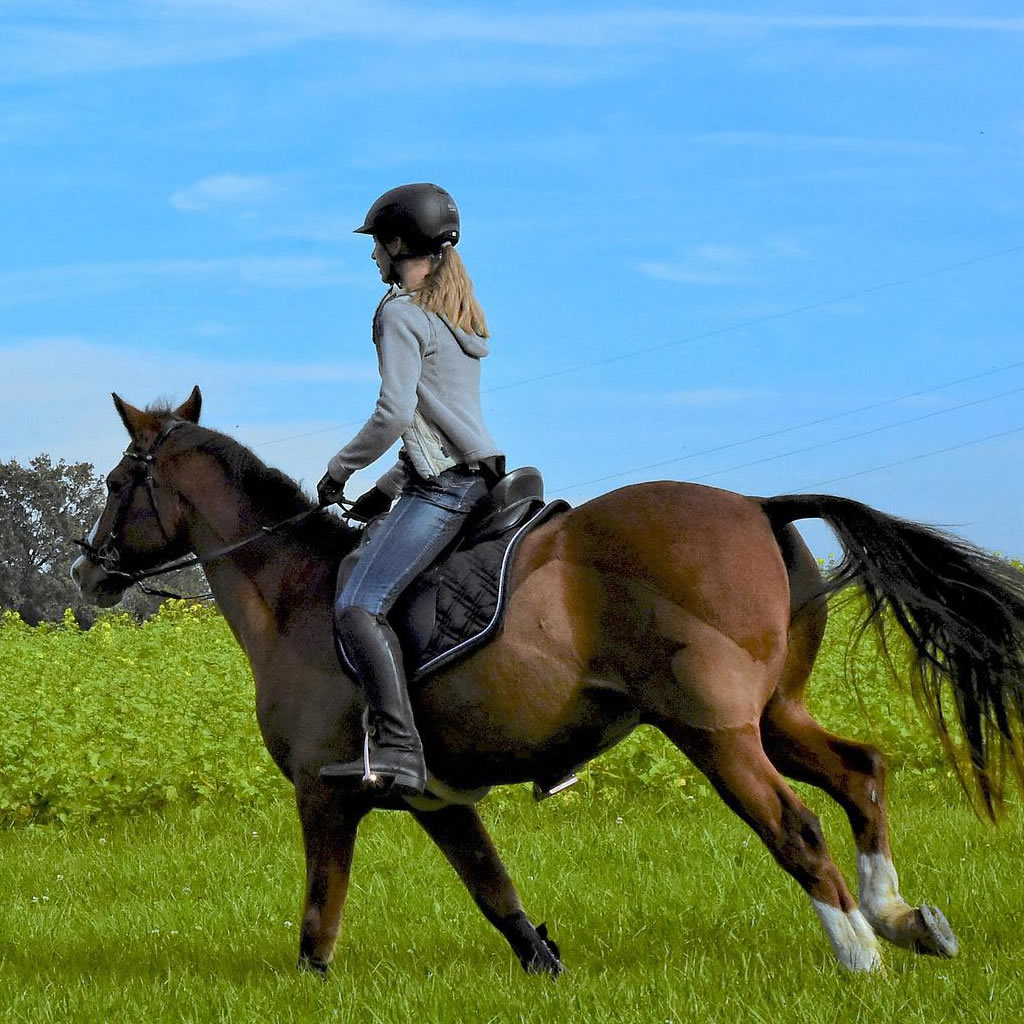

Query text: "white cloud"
[170, 173, 277, 212]
[0, 335, 376, 484]
[3, 4, 1023, 83]
[694, 131, 955, 154]
[0, 335, 374, 403]
[0, 257, 362, 306]
[635, 237, 815, 286]
[160, 4, 1024, 46]
[255, 213, 361, 243]
[691, 244, 750, 266]
[635, 263, 750, 286]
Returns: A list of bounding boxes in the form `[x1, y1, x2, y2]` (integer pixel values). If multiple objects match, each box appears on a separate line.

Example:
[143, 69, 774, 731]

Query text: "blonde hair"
[410, 245, 490, 338]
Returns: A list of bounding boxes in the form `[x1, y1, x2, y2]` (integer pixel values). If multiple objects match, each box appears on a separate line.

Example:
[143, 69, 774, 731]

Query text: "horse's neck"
[178, 456, 329, 658]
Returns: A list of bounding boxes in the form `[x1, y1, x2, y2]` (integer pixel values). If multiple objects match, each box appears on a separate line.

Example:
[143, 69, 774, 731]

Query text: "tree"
[0, 455, 104, 625]
[0, 454, 207, 625]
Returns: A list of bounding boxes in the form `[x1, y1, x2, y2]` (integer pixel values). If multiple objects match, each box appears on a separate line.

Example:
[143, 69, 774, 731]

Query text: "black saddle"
[336, 468, 570, 683]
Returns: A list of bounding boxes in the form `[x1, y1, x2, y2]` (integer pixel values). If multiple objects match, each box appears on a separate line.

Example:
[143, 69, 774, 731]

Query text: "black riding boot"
[320, 606, 427, 794]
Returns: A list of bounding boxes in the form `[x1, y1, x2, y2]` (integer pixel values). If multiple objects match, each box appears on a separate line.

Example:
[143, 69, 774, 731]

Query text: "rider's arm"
[326, 301, 425, 485]
[375, 460, 409, 497]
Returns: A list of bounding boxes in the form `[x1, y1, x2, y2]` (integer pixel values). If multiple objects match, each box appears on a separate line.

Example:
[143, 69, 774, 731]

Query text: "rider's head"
[356, 183, 488, 337]
[356, 182, 459, 286]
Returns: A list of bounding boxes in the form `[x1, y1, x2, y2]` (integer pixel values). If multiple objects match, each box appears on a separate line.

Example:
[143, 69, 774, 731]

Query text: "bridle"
[74, 419, 328, 599]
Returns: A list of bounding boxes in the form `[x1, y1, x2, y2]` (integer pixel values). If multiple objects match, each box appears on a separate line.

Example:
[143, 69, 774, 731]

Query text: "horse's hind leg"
[767, 525, 958, 958]
[663, 718, 882, 971]
[762, 701, 959, 957]
[410, 803, 563, 975]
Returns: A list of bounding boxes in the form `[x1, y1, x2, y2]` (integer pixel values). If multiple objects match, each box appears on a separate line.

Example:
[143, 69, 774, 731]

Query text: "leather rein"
[74, 420, 337, 600]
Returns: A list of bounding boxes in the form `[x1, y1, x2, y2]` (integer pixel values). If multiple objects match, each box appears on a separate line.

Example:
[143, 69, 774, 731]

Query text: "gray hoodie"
[328, 288, 502, 497]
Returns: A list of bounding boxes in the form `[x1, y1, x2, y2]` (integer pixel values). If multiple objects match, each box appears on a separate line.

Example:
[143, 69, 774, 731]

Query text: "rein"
[74, 419, 349, 600]
[77, 506, 324, 599]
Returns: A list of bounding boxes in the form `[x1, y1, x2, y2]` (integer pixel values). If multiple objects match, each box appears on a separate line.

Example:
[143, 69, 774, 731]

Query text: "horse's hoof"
[842, 944, 884, 973]
[297, 954, 330, 978]
[525, 922, 564, 977]
[913, 905, 959, 958]
[525, 947, 564, 977]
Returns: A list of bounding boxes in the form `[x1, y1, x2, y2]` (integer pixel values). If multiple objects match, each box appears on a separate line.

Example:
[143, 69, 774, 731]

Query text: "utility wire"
[254, 241, 1024, 448]
[683, 385, 1024, 484]
[796, 425, 1024, 490]
[486, 242, 1024, 394]
[254, 417, 365, 448]
[551, 363, 1024, 493]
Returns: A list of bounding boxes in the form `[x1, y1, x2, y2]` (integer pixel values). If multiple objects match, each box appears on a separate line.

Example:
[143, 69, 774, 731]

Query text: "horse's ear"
[173, 386, 202, 424]
[112, 393, 158, 443]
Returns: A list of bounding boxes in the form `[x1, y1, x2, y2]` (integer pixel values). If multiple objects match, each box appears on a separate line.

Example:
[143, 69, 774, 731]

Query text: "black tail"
[764, 493, 1024, 820]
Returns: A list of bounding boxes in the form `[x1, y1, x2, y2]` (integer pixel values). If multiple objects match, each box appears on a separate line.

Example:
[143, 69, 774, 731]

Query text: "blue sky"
[2, 1, 1022, 559]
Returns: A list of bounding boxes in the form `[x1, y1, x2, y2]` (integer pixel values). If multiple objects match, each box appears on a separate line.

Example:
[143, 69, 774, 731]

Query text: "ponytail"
[411, 245, 490, 338]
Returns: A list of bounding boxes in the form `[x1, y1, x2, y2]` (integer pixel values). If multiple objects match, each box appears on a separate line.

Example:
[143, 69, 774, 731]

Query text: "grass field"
[1, 771, 1022, 1023]
[3, 594, 1024, 1021]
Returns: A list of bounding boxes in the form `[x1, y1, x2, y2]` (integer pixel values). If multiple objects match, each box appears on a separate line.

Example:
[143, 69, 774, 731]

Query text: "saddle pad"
[403, 499, 570, 682]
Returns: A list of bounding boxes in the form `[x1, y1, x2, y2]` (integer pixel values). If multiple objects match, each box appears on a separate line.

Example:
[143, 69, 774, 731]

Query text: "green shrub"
[0, 602, 288, 824]
[0, 591, 977, 825]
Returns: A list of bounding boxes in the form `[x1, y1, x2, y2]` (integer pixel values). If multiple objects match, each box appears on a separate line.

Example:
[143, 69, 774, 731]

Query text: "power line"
[797, 425, 1024, 489]
[486, 242, 1024, 394]
[550, 361, 1024, 493]
[684, 384, 1024, 484]
[254, 413, 366, 448]
[254, 241, 1024, 449]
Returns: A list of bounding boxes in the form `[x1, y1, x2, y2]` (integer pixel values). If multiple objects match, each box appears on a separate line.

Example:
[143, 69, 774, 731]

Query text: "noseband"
[75, 419, 324, 595]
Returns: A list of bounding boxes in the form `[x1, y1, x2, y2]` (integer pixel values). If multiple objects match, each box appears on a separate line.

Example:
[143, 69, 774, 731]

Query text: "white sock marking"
[857, 852, 904, 927]
[812, 899, 882, 971]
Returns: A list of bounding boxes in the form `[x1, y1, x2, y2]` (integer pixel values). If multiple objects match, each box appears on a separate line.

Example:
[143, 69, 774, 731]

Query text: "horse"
[72, 386, 1024, 976]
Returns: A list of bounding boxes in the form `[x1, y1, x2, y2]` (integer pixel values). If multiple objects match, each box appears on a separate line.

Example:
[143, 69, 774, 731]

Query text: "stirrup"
[319, 728, 426, 794]
[532, 773, 579, 802]
[360, 729, 374, 783]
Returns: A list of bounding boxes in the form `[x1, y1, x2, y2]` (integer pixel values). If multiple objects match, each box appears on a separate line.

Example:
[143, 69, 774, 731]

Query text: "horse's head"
[72, 386, 203, 607]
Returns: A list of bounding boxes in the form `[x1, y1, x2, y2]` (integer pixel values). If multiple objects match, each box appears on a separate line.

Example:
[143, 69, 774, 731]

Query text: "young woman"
[316, 183, 504, 794]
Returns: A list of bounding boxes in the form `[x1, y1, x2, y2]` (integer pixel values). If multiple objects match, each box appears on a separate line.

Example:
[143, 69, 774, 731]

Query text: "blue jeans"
[336, 467, 489, 617]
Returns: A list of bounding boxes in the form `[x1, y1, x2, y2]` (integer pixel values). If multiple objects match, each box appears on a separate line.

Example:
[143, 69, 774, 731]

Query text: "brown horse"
[72, 387, 1024, 976]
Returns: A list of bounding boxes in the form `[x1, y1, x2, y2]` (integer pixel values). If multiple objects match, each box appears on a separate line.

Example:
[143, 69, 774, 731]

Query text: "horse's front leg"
[410, 803, 563, 976]
[295, 780, 368, 975]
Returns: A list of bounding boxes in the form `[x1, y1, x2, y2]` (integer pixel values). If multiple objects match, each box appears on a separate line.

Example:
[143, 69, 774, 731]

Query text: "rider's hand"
[347, 486, 393, 523]
[316, 471, 347, 508]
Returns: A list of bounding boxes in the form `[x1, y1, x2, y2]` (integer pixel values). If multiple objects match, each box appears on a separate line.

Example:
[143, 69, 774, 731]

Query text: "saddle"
[336, 468, 570, 684]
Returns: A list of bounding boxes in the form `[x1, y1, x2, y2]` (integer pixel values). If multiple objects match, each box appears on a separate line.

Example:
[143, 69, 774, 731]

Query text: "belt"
[399, 450, 505, 486]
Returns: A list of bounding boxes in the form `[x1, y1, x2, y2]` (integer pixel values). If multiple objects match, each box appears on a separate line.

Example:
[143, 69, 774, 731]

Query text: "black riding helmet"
[354, 183, 460, 256]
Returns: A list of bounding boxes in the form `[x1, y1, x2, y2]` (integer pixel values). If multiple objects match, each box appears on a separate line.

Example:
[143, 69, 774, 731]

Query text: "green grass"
[3, 588, 1024, 1019]
[0, 597, 988, 826]
[1, 778, 1022, 1023]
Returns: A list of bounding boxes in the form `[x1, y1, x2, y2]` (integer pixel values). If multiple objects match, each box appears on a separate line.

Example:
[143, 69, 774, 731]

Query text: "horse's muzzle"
[71, 554, 128, 608]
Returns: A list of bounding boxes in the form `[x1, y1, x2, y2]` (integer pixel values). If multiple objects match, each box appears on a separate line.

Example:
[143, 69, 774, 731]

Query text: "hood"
[440, 315, 490, 359]
[386, 288, 490, 358]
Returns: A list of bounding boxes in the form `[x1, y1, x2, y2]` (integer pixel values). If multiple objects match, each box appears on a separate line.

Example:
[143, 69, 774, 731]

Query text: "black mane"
[153, 410, 360, 558]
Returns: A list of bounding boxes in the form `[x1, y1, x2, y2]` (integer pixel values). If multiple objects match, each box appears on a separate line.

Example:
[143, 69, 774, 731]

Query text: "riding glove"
[316, 471, 346, 508]
[347, 486, 393, 523]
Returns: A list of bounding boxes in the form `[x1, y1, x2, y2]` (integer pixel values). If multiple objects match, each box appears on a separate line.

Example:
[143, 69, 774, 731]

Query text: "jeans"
[335, 466, 489, 618]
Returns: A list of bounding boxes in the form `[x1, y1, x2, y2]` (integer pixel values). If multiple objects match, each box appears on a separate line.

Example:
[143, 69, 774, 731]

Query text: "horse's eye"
[107, 478, 122, 494]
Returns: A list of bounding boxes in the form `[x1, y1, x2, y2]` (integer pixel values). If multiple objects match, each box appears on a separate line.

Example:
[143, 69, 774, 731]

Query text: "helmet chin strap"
[386, 250, 441, 286]
[386, 255, 415, 286]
